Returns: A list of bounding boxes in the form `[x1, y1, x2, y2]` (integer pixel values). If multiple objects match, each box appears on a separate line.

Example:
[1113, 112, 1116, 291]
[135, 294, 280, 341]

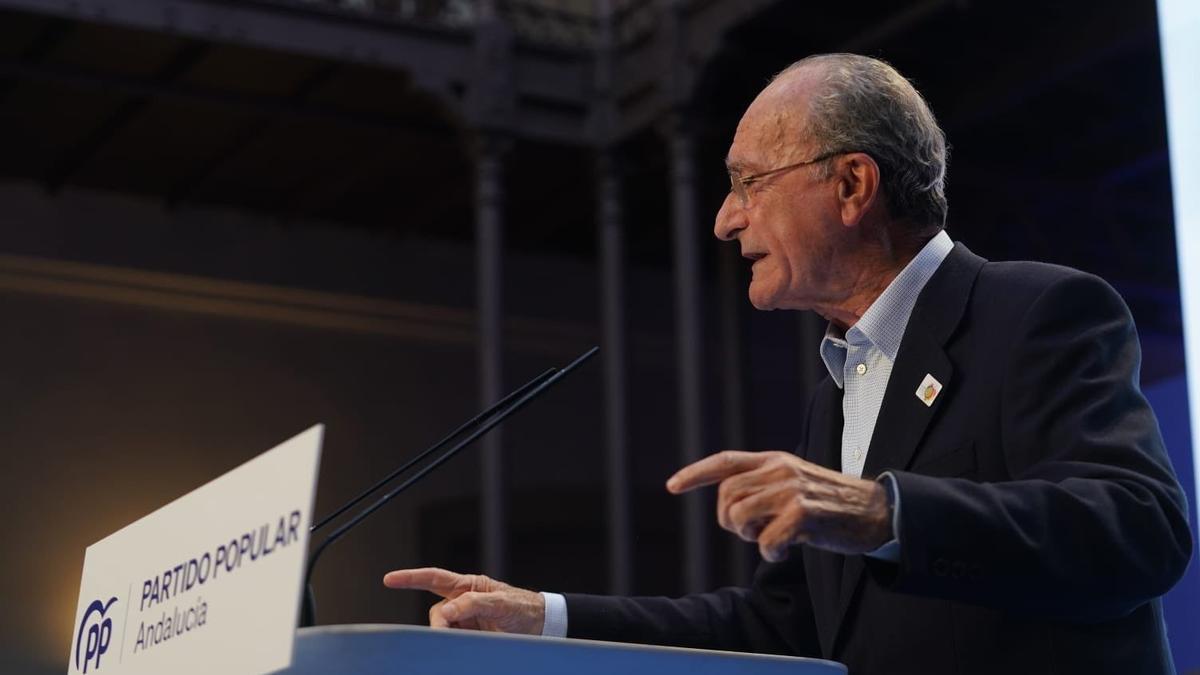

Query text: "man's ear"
[836, 153, 882, 228]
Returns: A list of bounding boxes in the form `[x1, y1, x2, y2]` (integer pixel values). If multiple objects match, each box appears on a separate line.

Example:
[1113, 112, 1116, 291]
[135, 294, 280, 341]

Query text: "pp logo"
[75, 597, 118, 673]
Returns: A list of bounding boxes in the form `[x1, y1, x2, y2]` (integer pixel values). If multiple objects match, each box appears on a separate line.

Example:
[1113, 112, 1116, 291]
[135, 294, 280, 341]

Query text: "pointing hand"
[383, 567, 546, 634]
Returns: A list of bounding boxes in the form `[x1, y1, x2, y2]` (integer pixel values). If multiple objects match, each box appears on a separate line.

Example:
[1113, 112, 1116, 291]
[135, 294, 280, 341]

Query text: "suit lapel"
[801, 378, 846, 657]
[826, 242, 985, 654]
[805, 378, 843, 473]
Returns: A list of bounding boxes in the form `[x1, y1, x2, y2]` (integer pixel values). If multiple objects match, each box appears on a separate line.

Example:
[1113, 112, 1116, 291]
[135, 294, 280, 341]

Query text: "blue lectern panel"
[278, 624, 846, 675]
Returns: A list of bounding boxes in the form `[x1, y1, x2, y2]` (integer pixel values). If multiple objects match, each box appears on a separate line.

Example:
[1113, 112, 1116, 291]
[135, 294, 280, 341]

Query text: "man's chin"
[747, 289, 778, 311]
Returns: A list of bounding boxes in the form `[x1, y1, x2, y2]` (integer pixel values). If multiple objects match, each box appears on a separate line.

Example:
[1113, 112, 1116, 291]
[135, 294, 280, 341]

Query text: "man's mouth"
[745, 252, 767, 270]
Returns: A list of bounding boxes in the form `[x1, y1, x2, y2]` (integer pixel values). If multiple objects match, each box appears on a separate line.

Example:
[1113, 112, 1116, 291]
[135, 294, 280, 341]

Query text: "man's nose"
[714, 192, 746, 241]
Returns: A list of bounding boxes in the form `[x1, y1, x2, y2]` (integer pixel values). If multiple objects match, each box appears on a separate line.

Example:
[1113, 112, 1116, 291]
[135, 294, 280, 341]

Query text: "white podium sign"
[67, 425, 324, 675]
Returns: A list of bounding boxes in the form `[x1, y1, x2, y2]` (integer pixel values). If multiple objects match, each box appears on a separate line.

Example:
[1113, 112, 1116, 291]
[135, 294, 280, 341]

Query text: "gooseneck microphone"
[299, 346, 599, 627]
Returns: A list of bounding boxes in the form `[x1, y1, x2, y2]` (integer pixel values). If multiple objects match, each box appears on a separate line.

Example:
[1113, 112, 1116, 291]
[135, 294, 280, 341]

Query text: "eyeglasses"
[727, 151, 846, 208]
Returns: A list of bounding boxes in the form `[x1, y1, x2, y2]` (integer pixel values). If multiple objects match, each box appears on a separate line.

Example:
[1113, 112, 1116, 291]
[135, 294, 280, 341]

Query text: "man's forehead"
[727, 106, 800, 171]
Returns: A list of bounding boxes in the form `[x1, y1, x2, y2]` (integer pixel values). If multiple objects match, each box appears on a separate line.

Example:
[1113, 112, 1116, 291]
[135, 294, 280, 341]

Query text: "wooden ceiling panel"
[0, 82, 128, 174]
[181, 42, 326, 97]
[47, 21, 183, 76]
[69, 99, 258, 194]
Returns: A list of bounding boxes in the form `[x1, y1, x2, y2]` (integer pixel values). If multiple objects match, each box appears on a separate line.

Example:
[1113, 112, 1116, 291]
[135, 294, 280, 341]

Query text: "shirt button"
[855, 363, 867, 375]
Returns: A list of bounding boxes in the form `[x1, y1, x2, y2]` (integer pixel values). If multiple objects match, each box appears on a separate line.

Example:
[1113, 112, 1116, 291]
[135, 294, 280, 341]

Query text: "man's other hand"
[382, 567, 546, 634]
[667, 450, 892, 561]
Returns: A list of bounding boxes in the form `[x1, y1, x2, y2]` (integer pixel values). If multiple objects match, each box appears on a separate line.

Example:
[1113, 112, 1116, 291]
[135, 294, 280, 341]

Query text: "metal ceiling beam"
[0, 0, 781, 145]
[0, 0, 592, 139]
[610, 0, 955, 140]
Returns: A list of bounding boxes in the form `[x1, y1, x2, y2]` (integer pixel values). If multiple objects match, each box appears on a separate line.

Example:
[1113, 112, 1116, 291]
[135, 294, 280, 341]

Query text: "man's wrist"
[865, 473, 902, 562]
[869, 480, 894, 548]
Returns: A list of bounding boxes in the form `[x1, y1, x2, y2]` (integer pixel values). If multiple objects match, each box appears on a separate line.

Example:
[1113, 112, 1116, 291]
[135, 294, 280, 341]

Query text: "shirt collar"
[819, 230, 954, 388]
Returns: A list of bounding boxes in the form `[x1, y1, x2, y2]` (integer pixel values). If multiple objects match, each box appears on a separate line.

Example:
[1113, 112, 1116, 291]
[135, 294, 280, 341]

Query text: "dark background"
[0, 0, 1196, 672]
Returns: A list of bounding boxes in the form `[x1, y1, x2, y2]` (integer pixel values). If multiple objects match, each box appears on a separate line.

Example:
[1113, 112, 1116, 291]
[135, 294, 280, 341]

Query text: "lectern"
[276, 624, 846, 674]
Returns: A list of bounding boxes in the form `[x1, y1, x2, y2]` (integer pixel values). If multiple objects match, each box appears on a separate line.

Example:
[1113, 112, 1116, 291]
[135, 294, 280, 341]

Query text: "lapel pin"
[916, 373, 943, 407]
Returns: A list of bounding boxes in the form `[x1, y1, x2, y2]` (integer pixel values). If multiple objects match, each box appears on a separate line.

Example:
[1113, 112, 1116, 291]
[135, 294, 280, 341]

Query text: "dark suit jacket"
[563, 243, 1193, 675]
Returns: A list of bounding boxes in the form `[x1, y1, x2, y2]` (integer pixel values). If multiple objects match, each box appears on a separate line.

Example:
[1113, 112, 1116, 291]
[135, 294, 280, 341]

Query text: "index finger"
[383, 567, 466, 598]
[667, 451, 769, 494]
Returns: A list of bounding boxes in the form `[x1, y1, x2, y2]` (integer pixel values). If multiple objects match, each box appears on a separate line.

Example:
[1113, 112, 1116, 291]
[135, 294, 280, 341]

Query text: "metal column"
[669, 117, 709, 593]
[594, 0, 633, 597]
[476, 136, 508, 579]
[471, 0, 513, 582]
[598, 152, 633, 595]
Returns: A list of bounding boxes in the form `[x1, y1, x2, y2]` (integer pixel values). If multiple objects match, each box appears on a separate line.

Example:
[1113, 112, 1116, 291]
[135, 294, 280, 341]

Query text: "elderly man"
[384, 54, 1192, 674]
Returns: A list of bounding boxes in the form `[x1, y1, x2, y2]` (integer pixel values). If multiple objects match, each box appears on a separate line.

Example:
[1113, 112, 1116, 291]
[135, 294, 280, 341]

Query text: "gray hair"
[776, 54, 948, 233]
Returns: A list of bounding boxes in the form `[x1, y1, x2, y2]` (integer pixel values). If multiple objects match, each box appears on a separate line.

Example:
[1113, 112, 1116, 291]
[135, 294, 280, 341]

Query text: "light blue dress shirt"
[820, 230, 953, 476]
[542, 231, 955, 638]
